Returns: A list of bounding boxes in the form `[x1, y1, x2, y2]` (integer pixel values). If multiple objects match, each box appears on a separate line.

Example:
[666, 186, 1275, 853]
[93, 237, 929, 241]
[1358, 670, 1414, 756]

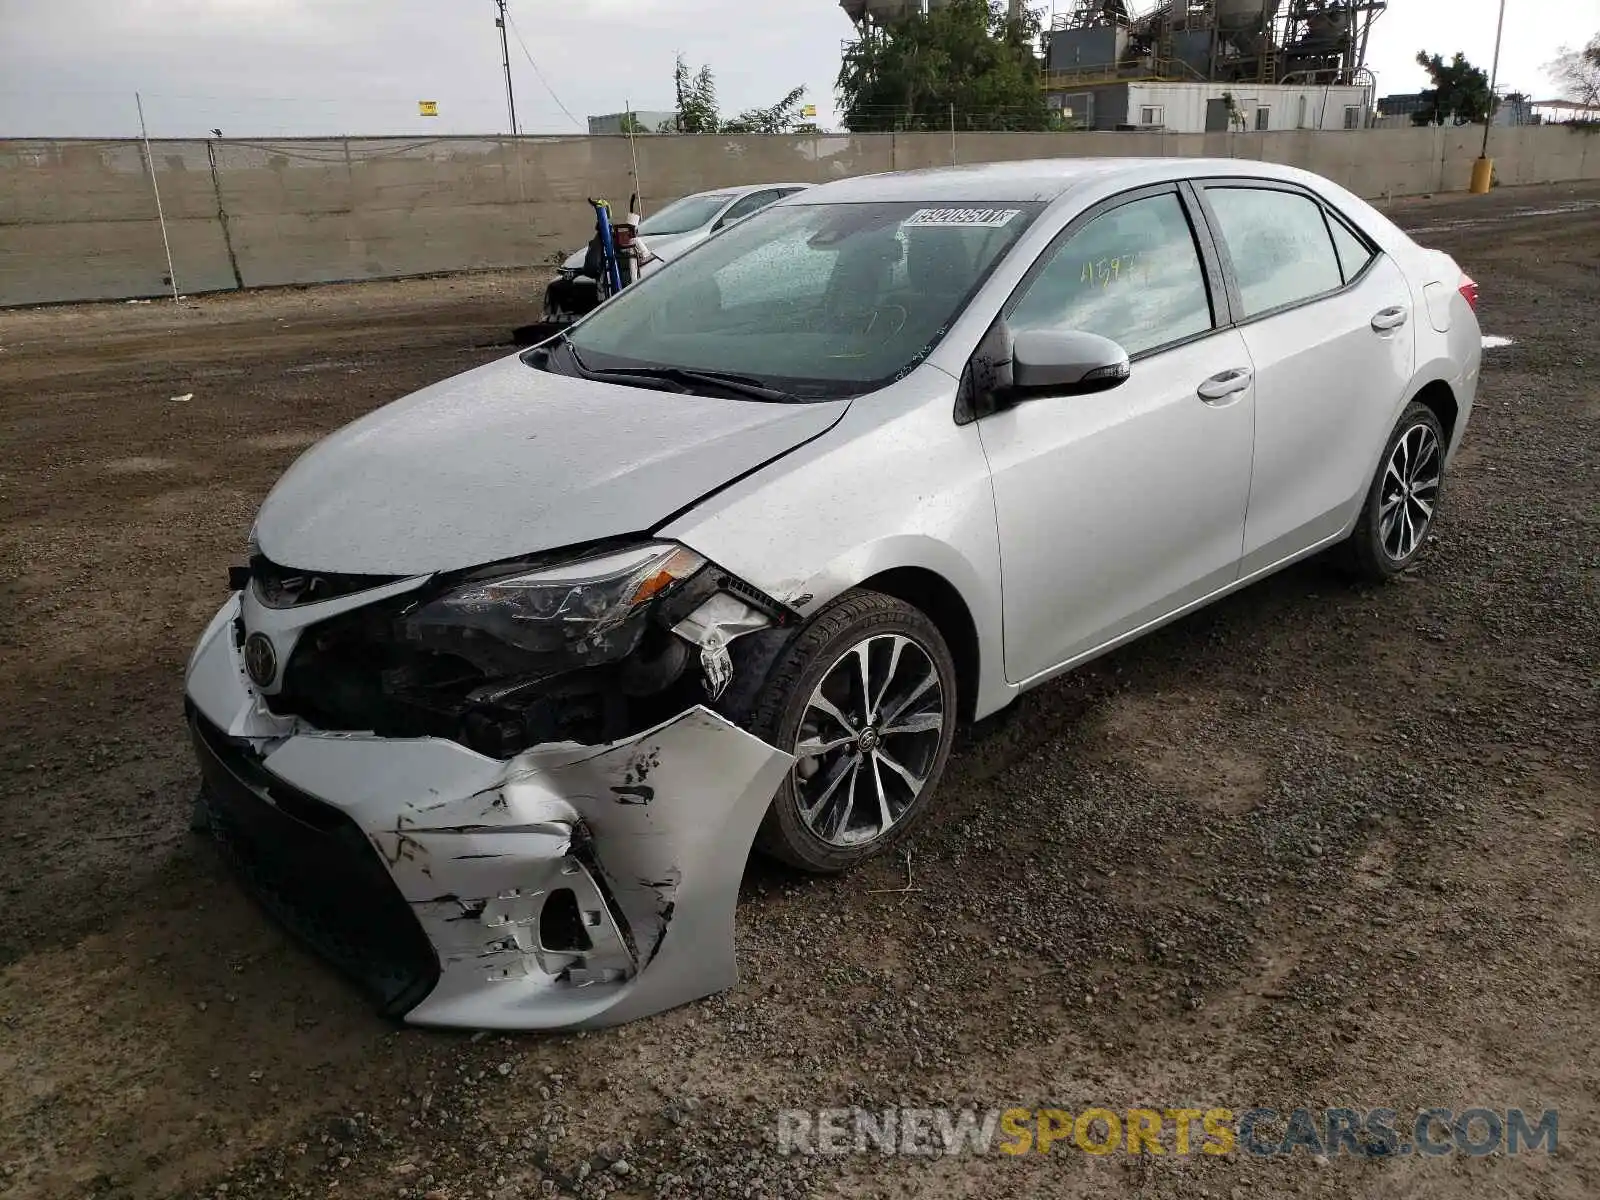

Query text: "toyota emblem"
[243, 632, 277, 687]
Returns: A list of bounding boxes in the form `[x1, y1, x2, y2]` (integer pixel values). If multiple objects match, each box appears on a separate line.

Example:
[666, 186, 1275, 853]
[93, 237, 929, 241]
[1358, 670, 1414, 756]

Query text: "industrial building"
[1045, 0, 1383, 129]
[838, 0, 1382, 132]
[1059, 80, 1373, 131]
[1043, 1, 1386, 87]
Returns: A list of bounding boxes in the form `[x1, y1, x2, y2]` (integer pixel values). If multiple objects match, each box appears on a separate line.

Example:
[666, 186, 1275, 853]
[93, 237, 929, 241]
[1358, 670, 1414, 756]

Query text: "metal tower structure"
[1043, 0, 1389, 89]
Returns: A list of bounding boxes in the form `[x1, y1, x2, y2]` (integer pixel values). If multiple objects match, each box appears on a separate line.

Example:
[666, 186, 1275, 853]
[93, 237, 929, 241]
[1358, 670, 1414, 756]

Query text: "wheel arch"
[1352, 366, 1463, 498]
[857, 566, 981, 726]
[1409, 377, 1460, 453]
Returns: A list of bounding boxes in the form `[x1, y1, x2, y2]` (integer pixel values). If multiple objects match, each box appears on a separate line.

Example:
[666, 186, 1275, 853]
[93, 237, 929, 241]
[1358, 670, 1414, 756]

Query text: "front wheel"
[748, 590, 959, 874]
[1342, 401, 1446, 581]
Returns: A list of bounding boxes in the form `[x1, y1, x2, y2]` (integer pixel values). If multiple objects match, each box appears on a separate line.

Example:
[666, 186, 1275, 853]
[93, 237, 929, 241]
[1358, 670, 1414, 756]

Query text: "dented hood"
[254, 353, 848, 574]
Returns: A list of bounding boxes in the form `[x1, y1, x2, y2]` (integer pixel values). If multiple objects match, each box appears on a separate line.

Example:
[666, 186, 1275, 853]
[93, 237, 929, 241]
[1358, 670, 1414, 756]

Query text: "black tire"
[747, 589, 959, 874]
[1342, 401, 1447, 581]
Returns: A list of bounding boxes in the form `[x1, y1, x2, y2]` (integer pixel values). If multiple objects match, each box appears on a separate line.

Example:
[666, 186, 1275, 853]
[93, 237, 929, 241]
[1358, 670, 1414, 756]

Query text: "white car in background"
[542, 182, 812, 324]
[188, 158, 1480, 1031]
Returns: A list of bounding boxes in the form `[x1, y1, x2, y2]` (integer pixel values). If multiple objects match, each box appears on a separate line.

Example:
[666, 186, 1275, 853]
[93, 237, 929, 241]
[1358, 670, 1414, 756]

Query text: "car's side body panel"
[1402, 264, 1482, 465]
[1229, 253, 1417, 570]
[980, 328, 1257, 682]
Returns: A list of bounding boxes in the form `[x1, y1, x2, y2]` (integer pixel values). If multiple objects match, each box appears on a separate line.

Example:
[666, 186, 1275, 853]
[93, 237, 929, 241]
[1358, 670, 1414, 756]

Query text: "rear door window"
[717, 190, 779, 228]
[1204, 186, 1343, 317]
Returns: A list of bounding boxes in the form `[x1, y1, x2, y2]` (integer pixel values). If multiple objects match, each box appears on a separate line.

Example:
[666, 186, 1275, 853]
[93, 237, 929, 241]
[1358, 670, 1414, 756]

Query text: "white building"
[1052, 82, 1376, 133]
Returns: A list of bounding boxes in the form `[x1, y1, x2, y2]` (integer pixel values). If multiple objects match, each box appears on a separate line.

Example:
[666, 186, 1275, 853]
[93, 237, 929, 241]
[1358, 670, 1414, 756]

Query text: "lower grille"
[188, 708, 440, 1017]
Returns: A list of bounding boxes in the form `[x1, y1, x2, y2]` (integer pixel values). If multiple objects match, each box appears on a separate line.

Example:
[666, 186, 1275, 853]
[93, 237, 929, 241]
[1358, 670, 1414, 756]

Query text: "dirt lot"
[1, 182, 1596, 1200]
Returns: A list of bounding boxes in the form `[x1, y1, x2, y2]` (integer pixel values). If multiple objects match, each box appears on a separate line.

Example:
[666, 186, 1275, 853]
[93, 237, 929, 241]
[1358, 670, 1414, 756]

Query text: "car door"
[976, 184, 1256, 684]
[1194, 182, 1416, 573]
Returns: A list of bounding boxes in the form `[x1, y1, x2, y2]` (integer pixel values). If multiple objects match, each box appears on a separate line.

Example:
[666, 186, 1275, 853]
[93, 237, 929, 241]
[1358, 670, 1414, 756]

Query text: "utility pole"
[135, 92, 180, 303]
[494, 0, 520, 137]
[1470, 0, 1507, 192]
[1481, 0, 1507, 156]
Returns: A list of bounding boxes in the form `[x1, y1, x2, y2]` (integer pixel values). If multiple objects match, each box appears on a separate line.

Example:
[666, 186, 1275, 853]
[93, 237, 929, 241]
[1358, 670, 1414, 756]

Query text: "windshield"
[565, 200, 1043, 399]
[638, 194, 735, 236]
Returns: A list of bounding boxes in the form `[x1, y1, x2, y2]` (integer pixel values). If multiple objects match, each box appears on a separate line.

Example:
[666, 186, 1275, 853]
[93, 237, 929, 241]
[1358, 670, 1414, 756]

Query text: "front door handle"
[1372, 306, 1409, 332]
[1197, 367, 1254, 403]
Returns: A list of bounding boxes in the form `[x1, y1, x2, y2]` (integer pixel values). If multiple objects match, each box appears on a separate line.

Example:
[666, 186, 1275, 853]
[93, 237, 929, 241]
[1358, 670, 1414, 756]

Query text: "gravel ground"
[0, 182, 1596, 1200]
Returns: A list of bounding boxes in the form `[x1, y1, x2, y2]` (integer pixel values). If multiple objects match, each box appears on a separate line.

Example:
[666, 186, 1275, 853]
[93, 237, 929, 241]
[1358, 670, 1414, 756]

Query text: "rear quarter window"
[1327, 214, 1377, 284]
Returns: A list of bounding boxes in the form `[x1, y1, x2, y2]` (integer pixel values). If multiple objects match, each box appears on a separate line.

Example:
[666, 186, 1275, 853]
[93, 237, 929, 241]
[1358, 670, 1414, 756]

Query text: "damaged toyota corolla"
[187, 159, 1480, 1029]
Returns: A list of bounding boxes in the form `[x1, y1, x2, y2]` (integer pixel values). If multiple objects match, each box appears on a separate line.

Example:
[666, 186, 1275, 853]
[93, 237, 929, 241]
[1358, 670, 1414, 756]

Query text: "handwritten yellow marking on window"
[1080, 252, 1146, 289]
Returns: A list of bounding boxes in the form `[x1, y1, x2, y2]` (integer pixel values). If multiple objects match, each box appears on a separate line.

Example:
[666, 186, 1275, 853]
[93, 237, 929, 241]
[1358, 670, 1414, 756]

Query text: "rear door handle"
[1197, 367, 1254, 403]
[1372, 306, 1409, 332]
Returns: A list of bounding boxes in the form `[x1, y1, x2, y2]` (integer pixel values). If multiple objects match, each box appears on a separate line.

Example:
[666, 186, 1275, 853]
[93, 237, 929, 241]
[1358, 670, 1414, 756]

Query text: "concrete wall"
[2, 126, 1596, 308]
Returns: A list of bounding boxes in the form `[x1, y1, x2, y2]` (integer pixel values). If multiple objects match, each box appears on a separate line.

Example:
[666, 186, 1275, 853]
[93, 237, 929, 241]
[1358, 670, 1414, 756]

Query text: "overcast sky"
[1, 0, 1596, 138]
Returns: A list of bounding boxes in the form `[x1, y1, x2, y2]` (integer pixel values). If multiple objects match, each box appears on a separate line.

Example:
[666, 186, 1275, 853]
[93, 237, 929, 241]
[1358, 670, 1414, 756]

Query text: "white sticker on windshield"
[903, 207, 1021, 229]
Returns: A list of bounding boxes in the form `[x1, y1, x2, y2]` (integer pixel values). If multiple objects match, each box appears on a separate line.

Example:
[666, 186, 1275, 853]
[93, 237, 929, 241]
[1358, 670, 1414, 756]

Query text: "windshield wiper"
[586, 365, 797, 404]
[549, 334, 798, 402]
[544, 336, 680, 392]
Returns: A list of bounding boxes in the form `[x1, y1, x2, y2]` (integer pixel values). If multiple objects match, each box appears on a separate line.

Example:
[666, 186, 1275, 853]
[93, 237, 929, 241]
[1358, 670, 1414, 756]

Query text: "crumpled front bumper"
[185, 593, 793, 1030]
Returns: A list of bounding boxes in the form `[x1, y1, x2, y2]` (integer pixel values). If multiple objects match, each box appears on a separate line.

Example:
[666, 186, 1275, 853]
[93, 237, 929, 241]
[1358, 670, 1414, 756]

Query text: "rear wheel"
[1342, 401, 1446, 581]
[748, 590, 958, 874]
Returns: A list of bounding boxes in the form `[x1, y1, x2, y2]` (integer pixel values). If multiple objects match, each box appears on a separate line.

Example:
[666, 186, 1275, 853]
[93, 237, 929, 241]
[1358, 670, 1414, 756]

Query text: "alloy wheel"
[792, 633, 945, 848]
[1379, 422, 1441, 562]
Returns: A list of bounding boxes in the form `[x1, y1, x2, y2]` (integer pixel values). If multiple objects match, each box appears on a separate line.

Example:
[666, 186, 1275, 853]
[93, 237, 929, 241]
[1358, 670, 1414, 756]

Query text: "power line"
[504, 5, 585, 131]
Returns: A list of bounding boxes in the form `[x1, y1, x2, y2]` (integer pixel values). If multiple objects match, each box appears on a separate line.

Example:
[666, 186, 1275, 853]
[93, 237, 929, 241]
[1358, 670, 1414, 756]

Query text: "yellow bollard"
[1469, 157, 1494, 194]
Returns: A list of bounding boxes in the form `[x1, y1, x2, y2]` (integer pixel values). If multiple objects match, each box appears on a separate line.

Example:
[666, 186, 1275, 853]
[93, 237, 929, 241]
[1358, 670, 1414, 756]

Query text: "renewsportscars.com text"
[777, 1106, 1559, 1159]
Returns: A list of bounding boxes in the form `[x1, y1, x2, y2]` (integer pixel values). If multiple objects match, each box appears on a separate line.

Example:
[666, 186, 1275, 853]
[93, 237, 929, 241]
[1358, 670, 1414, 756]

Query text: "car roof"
[788, 157, 1333, 204]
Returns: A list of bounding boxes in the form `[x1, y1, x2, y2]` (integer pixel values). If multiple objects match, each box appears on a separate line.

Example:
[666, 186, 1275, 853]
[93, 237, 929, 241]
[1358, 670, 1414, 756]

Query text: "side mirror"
[1011, 329, 1131, 396]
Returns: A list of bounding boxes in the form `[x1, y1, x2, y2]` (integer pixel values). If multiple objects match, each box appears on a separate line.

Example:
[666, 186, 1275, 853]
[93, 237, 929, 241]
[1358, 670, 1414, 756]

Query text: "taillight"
[1459, 275, 1479, 311]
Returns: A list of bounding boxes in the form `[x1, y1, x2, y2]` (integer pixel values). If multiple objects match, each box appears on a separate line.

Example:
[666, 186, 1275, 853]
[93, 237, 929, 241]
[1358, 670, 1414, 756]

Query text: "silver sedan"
[187, 158, 1481, 1028]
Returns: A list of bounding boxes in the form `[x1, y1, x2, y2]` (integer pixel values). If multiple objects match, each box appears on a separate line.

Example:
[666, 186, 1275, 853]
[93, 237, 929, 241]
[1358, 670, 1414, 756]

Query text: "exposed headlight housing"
[402, 542, 705, 664]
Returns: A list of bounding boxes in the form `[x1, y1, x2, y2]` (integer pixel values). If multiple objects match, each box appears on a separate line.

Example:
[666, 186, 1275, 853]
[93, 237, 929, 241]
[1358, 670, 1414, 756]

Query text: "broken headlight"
[401, 543, 705, 665]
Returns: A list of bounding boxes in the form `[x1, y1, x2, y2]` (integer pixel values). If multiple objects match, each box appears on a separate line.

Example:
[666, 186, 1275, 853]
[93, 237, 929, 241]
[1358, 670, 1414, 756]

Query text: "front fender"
[659, 372, 1014, 719]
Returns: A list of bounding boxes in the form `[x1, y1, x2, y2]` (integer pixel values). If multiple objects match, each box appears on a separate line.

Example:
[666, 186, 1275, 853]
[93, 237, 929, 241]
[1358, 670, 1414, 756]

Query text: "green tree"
[1218, 90, 1247, 131]
[666, 56, 811, 134]
[837, 0, 1051, 133]
[1412, 51, 1494, 126]
[617, 111, 648, 135]
[1547, 33, 1600, 109]
[724, 86, 809, 134]
[670, 54, 721, 133]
